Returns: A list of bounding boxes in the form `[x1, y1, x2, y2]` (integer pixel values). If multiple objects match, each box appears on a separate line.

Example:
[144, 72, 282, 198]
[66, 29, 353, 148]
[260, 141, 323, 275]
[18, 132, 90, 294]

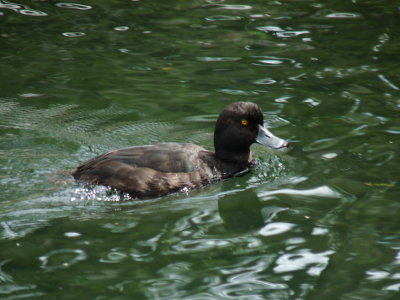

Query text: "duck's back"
[72, 143, 220, 198]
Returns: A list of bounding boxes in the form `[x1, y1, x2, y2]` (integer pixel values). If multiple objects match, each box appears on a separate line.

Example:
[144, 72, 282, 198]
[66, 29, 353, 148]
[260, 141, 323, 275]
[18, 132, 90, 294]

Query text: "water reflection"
[218, 189, 264, 230]
[1, 0, 400, 298]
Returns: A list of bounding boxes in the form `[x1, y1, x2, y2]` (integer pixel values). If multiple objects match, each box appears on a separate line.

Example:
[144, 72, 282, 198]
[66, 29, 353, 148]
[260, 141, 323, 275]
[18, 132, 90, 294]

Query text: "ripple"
[190, 209, 220, 225]
[325, 12, 361, 19]
[257, 59, 283, 65]
[256, 26, 285, 33]
[321, 152, 338, 159]
[102, 221, 138, 233]
[386, 127, 400, 135]
[205, 15, 242, 21]
[56, 3, 92, 10]
[196, 56, 241, 62]
[315, 65, 378, 79]
[276, 30, 310, 38]
[312, 227, 329, 235]
[0, 1, 47, 16]
[218, 89, 259, 96]
[302, 97, 320, 107]
[303, 138, 339, 151]
[312, 9, 361, 19]
[99, 250, 128, 263]
[213, 280, 287, 298]
[62, 32, 86, 37]
[183, 114, 216, 123]
[253, 77, 277, 85]
[172, 238, 231, 253]
[378, 74, 400, 90]
[19, 93, 43, 98]
[252, 56, 296, 66]
[114, 26, 130, 31]
[19, 9, 47, 16]
[366, 270, 390, 280]
[384, 283, 400, 291]
[259, 186, 341, 200]
[39, 249, 88, 271]
[1, 207, 72, 239]
[143, 266, 192, 300]
[274, 249, 334, 276]
[0, 283, 38, 296]
[258, 222, 295, 236]
[64, 231, 81, 238]
[221, 266, 282, 295]
[216, 4, 252, 10]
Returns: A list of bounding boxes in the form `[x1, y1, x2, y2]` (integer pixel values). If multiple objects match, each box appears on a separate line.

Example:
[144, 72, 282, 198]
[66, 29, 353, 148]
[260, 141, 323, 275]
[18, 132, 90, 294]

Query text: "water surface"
[1, 0, 400, 299]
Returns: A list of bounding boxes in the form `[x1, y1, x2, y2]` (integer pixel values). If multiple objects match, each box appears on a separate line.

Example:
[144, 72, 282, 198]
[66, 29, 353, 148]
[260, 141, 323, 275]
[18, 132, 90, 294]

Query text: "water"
[1, 0, 400, 299]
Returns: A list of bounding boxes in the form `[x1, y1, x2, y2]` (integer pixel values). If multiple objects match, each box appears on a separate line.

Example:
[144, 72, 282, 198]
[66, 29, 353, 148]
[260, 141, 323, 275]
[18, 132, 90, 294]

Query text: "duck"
[72, 102, 288, 198]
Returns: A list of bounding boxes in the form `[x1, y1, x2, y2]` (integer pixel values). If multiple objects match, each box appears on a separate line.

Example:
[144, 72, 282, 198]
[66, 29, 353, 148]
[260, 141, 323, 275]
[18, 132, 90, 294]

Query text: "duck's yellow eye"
[241, 119, 248, 126]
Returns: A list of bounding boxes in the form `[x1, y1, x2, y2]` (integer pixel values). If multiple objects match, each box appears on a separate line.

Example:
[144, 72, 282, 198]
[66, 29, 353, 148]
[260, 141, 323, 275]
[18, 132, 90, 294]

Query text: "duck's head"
[214, 102, 288, 163]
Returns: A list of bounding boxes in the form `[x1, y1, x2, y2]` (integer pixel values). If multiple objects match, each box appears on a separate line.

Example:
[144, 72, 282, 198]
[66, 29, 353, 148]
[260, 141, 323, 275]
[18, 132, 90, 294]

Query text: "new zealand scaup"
[72, 102, 288, 198]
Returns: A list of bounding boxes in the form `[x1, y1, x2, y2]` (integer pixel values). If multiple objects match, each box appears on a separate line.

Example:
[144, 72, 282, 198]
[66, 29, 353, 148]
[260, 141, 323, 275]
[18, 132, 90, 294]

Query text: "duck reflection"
[218, 189, 265, 231]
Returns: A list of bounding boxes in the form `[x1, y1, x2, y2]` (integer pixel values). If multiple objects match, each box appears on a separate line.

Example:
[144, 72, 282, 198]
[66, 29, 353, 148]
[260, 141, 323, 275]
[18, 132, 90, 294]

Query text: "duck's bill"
[256, 125, 288, 149]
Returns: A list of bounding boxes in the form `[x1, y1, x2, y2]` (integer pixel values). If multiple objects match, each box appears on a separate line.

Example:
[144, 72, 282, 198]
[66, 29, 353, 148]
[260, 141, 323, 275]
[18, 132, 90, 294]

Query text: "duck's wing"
[73, 143, 206, 176]
[72, 143, 215, 197]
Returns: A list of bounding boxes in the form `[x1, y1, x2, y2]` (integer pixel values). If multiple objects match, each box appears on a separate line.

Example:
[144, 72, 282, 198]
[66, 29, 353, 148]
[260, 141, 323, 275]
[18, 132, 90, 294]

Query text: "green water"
[1, 0, 400, 299]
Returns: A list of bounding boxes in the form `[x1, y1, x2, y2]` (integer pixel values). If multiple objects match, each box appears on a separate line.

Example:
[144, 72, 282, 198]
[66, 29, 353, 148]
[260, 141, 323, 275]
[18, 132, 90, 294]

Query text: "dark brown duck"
[72, 102, 288, 198]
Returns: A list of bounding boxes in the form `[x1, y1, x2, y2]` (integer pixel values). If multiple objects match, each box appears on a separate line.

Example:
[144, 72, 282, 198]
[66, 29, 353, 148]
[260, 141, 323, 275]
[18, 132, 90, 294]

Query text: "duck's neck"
[210, 149, 253, 179]
[214, 148, 251, 164]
